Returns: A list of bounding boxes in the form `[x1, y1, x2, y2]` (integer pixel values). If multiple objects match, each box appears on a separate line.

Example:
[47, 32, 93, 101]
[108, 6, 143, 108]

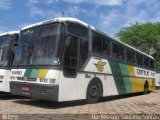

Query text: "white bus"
[0, 31, 19, 92]
[10, 18, 155, 103]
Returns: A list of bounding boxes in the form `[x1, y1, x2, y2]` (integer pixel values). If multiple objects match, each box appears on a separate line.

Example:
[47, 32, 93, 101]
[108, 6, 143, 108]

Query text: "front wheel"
[86, 80, 102, 103]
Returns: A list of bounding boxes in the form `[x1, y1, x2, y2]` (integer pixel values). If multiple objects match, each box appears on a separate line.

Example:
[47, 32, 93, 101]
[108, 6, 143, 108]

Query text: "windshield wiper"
[17, 45, 36, 66]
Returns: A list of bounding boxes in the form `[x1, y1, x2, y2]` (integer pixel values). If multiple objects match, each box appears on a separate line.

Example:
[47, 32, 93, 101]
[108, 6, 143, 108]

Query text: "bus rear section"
[0, 31, 19, 92]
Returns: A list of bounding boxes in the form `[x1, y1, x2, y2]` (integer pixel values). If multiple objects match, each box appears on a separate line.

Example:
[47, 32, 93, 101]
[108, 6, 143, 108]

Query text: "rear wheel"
[86, 80, 102, 103]
[144, 82, 148, 94]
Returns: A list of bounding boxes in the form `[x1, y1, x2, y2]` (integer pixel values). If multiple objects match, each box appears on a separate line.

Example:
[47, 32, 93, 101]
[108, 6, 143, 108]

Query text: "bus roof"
[0, 31, 19, 37]
[21, 17, 153, 59]
[22, 17, 95, 30]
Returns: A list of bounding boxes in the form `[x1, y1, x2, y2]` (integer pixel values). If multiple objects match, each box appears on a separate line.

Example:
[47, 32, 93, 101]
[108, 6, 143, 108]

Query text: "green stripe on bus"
[30, 69, 39, 78]
[119, 64, 132, 93]
[24, 69, 32, 77]
[109, 61, 127, 94]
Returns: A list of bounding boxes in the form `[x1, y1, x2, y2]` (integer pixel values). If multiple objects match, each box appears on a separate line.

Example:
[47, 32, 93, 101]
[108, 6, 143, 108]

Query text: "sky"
[0, 0, 160, 38]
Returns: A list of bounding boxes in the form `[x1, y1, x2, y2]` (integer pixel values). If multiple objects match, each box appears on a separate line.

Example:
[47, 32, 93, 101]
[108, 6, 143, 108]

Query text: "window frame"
[92, 31, 111, 57]
[126, 48, 136, 65]
[144, 56, 150, 69]
[111, 42, 125, 61]
[66, 22, 89, 70]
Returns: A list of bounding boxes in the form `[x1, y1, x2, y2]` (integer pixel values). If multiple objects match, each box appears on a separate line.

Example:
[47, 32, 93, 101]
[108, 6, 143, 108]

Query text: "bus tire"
[144, 82, 148, 94]
[86, 79, 102, 103]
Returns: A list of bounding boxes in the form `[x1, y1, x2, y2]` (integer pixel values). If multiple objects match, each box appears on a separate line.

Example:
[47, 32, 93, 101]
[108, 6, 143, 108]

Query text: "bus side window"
[150, 59, 155, 70]
[64, 35, 78, 68]
[136, 53, 143, 67]
[79, 38, 88, 68]
[67, 22, 89, 69]
[92, 32, 103, 53]
[112, 43, 119, 59]
[63, 35, 78, 77]
[144, 57, 149, 68]
[119, 46, 125, 61]
[126, 49, 135, 64]
[103, 38, 111, 56]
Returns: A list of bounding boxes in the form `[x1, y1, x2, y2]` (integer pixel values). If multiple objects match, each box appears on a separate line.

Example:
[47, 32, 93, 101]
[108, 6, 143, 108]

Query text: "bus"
[0, 31, 19, 92]
[10, 17, 155, 103]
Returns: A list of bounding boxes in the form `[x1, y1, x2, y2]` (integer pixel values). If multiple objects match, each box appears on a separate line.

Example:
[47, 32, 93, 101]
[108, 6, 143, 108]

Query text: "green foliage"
[116, 22, 160, 72]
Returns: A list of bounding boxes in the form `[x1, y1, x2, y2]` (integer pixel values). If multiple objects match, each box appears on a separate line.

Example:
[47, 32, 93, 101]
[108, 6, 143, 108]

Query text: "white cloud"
[27, 0, 59, 5]
[97, 0, 160, 37]
[28, 6, 63, 19]
[93, 0, 122, 5]
[24, 0, 160, 38]
[63, 0, 85, 4]
[99, 11, 123, 38]
[124, 0, 160, 25]
[29, 6, 45, 18]
[45, 0, 59, 4]
[26, 0, 61, 18]
[27, 0, 39, 4]
[64, 6, 86, 17]
[26, 0, 86, 19]
[63, 0, 122, 6]
[0, 0, 11, 10]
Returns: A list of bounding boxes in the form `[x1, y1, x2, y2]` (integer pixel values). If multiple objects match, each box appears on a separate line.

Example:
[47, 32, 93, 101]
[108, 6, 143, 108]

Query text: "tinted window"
[0, 35, 12, 65]
[103, 38, 111, 56]
[112, 43, 119, 59]
[63, 35, 78, 77]
[126, 49, 135, 64]
[13, 23, 63, 66]
[79, 38, 88, 68]
[68, 23, 88, 39]
[119, 46, 125, 61]
[64, 35, 78, 67]
[92, 32, 103, 53]
[112, 43, 125, 61]
[136, 53, 143, 67]
[68, 23, 89, 69]
[150, 59, 155, 69]
[144, 57, 149, 68]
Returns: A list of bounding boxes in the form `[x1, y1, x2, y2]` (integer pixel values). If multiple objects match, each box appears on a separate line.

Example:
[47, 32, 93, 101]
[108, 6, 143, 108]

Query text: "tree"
[116, 22, 160, 72]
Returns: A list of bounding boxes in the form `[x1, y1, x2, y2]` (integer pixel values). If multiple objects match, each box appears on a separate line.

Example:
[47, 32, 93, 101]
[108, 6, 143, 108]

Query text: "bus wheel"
[86, 80, 102, 103]
[144, 82, 148, 94]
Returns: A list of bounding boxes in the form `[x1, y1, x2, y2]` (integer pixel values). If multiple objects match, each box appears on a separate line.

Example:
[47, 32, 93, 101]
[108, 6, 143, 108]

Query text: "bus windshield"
[13, 23, 63, 66]
[0, 35, 12, 66]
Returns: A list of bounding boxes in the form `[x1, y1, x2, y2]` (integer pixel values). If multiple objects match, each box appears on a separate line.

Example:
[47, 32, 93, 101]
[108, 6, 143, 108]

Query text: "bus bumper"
[10, 81, 59, 101]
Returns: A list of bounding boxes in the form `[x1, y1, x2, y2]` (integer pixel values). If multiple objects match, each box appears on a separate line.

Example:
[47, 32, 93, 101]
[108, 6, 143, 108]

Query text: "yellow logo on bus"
[94, 60, 106, 72]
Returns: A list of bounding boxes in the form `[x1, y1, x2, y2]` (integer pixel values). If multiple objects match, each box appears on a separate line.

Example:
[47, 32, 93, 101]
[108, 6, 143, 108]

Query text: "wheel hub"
[90, 86, 98, 97]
